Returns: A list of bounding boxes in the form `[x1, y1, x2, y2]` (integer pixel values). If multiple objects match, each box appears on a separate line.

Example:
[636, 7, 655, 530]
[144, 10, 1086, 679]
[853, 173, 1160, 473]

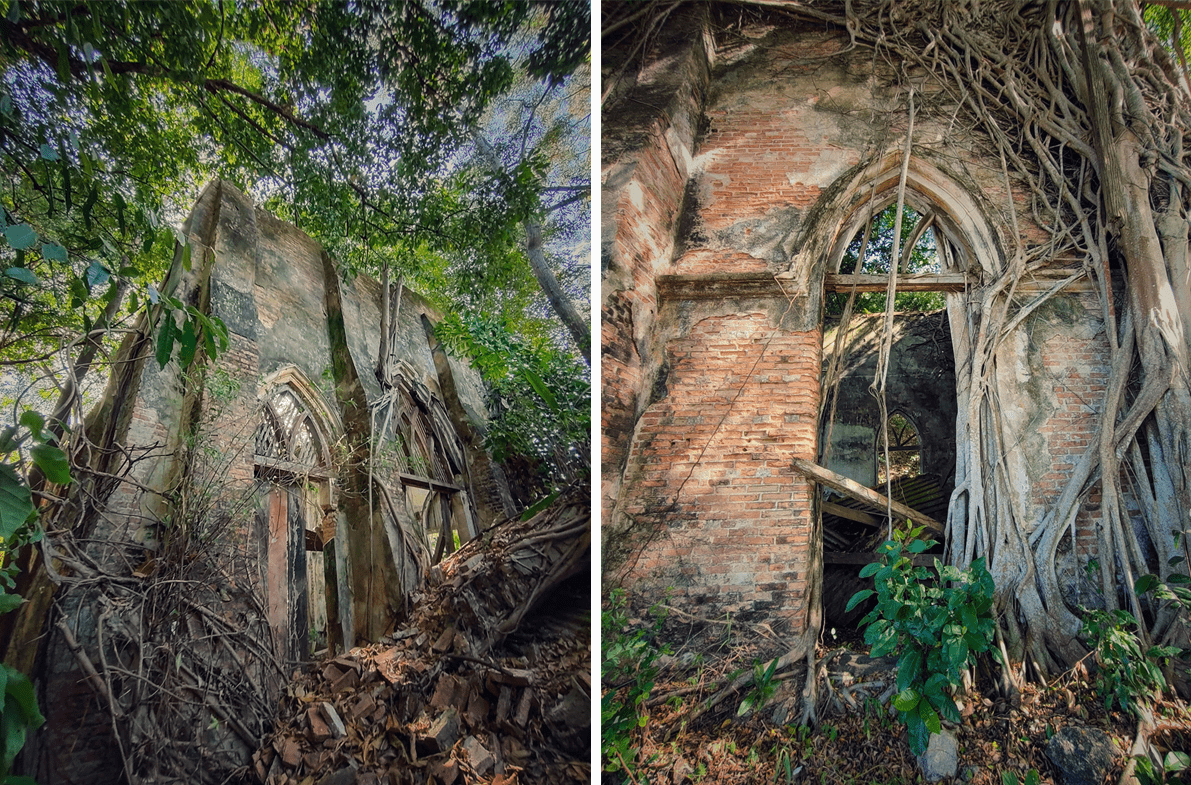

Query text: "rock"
[461, 735, 495, 775]
[320, 701, 347, 738]
[273, 736, 303, 769]
[307, 705, 331, 742]
[546, 685, 590, 731]
[917, 728, 958, 782]
[1045, 726, 1118, 785]
[423, 707, 461, 754]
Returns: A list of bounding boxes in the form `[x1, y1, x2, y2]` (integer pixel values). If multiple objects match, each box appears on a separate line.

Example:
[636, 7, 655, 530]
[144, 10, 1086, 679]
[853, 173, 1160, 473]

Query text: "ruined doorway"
[819, 202, 960, 637]
[254, 378, 336, 661]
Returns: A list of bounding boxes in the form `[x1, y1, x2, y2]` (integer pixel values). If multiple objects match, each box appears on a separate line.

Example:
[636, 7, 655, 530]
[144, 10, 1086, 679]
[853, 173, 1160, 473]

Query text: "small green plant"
[1079, 605, 1170, 715]
[1001, 770, 1041, 785]
[738, 657, 779, 716]
[1136, 751, 1191, 785]
[601, 589, 670, 780]
[847, 523, 997, 756]
[1078, 565, 1191, 719]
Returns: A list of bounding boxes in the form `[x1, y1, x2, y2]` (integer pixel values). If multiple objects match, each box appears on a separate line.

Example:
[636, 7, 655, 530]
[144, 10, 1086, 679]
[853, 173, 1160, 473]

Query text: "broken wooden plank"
[822, 501, 881, 528]
[791, 458, 944, 532]
[824, 273, 968, 292]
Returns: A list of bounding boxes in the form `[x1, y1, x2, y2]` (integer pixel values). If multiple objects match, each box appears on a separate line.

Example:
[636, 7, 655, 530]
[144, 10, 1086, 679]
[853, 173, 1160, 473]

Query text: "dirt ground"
[606, 609, 1191, 785]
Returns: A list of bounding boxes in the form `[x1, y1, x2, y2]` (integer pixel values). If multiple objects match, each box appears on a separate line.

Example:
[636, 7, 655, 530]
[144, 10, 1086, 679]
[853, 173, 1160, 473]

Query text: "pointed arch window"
[255, 386, 331, 479]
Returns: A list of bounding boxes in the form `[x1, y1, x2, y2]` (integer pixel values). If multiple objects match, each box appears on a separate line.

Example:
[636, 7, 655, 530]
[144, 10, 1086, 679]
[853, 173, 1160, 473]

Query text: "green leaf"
[918, 700, 942, 734]
[1165, 751, 1190, 773]
[81, 187, 98, 231]
[859, 562, 882, 579]
[0, 596, 22, 615]
[897, 648, 922, 692]
[522, 367, 558, 411]
[845, 589, 874, 613]
[2, 268, 37, 286]
[177, 317, 198, 369]
[519, 490, 559, 521]
[908, 538, 930, 554]
[893, 688, 920, 712]
[4, 666, 43, 727]
[3, 225, 37, 251]
[17, 412, 43, 442]
[40, 242, 67, 262]
[155, 313, 175, 369]
[906, 711, 929, 756]
[85, 260, 109, 288]
[30, 444, 71, 485]
[0, 465, 33, 542]
[1135, 574, 1160, 595]
[38, 143, 58, 161]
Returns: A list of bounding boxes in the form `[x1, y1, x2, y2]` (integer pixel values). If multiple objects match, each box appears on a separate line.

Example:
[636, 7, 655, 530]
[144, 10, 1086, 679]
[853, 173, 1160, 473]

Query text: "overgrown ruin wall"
[31, 180, 511, 784]
[602, 8, 1114, 629]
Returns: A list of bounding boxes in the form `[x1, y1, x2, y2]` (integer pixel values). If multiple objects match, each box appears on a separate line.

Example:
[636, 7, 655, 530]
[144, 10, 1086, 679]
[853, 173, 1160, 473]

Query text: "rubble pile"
[252, 492, 591, 785]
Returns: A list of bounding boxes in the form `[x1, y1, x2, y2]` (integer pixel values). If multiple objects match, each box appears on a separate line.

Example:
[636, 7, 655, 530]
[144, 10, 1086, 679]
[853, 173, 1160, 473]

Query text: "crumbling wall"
[31, 180, 508, 784]
[602, 8, 1115, 629]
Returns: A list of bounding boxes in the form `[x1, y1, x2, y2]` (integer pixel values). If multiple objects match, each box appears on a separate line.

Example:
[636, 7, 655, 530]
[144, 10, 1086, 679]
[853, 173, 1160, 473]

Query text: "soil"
[605, 611, 1191, 785]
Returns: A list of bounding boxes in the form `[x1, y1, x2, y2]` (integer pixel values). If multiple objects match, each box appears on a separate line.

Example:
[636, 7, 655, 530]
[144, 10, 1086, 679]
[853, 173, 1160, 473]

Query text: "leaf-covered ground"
[608, 612, 1191, 784]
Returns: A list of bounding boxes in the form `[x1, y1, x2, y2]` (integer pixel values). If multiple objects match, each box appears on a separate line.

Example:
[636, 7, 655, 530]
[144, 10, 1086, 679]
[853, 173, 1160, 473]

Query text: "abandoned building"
[600, 4, 1120, 647]
[12, 180, 524, 783]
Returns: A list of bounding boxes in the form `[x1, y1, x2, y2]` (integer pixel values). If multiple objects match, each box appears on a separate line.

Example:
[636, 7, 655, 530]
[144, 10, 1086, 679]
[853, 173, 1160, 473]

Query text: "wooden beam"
[792, 457, 945, 532]
[397, 472, 461, 494]
[824, 273, 969, 292]
[824, 551, 937, 566]
[822, 501, 881, 528]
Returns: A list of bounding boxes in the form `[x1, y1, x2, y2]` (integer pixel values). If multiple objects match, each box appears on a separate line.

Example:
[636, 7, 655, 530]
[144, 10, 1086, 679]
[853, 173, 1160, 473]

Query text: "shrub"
[847, 523, 997, 755]
[601, 589, 670, 780]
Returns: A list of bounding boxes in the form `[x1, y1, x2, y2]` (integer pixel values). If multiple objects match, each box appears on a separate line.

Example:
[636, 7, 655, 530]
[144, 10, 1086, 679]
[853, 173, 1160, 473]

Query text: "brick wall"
[602, 4, 712, 525]
[1030, 295, 1111, 560]
[616, 312, 820, 627]
[603, 10, 1121, 636]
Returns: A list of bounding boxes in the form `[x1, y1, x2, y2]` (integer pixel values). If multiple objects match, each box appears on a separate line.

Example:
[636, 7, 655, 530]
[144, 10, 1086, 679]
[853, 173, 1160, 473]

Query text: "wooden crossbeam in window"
[397, 472, 461, 494]
[254, 455, 330, 480]
[822, 501, 882, 528]
[823, 552, 937, 566]
[824, 273, 969, 292]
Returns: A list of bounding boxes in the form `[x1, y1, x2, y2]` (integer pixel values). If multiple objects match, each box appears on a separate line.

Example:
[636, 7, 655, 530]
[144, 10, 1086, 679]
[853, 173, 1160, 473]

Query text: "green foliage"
[1079, 605, 1170, 716]
[1001, 771, 1041, 785]
[601, 589, 670, 780]
[1136, 751, 1191, 785]
[1079, 569, 1191, 719]
[738, 657, 779, 717]
[0, 417, 53, 781]
[827, 203, 946, 315]
[434, 312, 588, 502]
[847, 523, 997, 756]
